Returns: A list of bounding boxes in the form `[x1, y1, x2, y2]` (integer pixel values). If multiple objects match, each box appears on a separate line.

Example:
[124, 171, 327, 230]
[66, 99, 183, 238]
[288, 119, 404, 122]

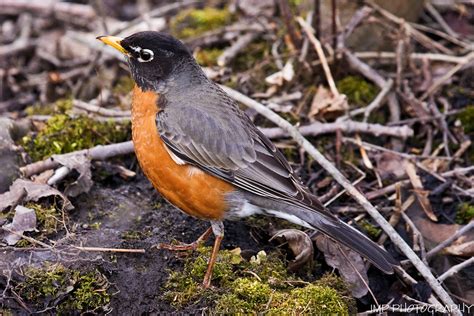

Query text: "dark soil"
[1, 172, 262, 314]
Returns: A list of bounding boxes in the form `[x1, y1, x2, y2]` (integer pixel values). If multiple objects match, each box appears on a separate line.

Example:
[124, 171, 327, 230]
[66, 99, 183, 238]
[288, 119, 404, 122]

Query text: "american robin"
[97, 31, 398, 288]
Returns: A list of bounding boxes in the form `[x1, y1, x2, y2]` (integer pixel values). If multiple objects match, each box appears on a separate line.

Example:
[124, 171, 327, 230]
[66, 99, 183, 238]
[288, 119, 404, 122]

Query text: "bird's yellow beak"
[97, 36, 127, 55]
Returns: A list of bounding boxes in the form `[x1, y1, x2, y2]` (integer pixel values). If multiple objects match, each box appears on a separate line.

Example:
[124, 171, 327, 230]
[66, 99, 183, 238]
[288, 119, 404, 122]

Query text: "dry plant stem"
[366, 166, 474, 200]
[217, 32, 260, 67]
[343, 50, 386, 87]
[111, 0, 199, 35]
[424, 2, 459, 39]
[73, 100, 131, 117]
[361, 79, 393, 122]
[260, 120, 413, 139]
[394, 266, 445, 311]
[343, 137, 453, 161]
[377, 183, 405, 245]
[220, 85, 461, 314]
[401, 212, 428, 265]
[410, 22, 470, 49]
[438, 257, 474, 283]
[0, 0, 96, 27]
[420, 52, 474, 101]
[1, 227, 52, 249]
[355, 51, 473, 64]
[20, 141, 134, 177]
[73, 246, 145, 253]
[297, 17, 339, 96]
[278, 0, 301, 48]
[427, 221, 474, 260]
[366, 0, 453, 55]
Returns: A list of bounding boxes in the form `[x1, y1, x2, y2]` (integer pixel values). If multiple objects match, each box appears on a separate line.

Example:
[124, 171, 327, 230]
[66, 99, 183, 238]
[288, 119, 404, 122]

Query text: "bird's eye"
[138, 49, 154, 62]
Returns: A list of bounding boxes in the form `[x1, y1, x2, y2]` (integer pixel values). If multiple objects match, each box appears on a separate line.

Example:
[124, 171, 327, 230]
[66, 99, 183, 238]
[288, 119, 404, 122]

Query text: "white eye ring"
[138, 49, 154, 62]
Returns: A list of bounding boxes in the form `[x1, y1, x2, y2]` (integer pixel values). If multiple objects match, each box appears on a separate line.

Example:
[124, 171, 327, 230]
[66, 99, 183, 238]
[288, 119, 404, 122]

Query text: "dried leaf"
[265, 61, 294, 86]
[444, 240, 474, 257]
[315, 235, 369, 298]
[270, 229, 313, 271]
[408, 200, 474, 257]
[2, 205, 37, 245]
[355, 134, 374, 170]
[309, 85, 349, 118]
[237, 0, 275, 17]
[0, 179, 73, 212]
[404, 161, 438, 222]
[376, 152, 406, 180]
[53, 153, 92, 197]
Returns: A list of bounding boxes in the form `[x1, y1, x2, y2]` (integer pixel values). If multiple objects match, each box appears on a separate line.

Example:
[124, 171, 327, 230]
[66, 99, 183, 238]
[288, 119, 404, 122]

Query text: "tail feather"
[316, 218, 398, 274]
[264, 205, 398, 274]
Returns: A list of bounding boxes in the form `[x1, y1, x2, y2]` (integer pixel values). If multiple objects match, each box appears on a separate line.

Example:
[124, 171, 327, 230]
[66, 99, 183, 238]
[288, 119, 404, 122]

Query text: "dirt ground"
[2, 169, 264, 314]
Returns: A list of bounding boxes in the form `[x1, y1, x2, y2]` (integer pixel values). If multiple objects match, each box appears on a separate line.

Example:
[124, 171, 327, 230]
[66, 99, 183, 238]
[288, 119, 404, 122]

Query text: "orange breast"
[131, 85, 234, 220]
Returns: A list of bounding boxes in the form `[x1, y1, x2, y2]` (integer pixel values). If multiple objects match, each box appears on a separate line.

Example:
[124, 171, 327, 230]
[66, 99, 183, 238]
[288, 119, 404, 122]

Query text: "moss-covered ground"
[164, 246, 356, 314]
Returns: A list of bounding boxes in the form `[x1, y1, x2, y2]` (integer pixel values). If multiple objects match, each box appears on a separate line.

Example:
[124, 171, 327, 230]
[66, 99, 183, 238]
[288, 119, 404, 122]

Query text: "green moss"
[15, 264, 110, 313]
[359, 220, 382, 239]
[164, 247, 352, 314]
[26, 202, 62, 235]
[316, 273, 357, 314]
[195, 48, 223, 67]
[20, 114, 130, 161]
[455, 203, 474, 224]
[337, 76, 379, 106]
[25, 97, 73, 116]
[269, 284, 348, 315]
[121, 229, 152, 240]
[170, 7, 233, 39]
[458, 105, 474, 134]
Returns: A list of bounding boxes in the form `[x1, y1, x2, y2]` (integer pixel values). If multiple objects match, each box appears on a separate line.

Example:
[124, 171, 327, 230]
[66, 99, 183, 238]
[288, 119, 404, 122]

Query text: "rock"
[0, 118, 22, 193]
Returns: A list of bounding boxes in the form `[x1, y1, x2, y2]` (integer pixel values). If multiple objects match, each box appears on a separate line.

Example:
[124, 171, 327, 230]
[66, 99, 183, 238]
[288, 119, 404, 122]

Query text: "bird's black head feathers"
[120, 31, 194, 90]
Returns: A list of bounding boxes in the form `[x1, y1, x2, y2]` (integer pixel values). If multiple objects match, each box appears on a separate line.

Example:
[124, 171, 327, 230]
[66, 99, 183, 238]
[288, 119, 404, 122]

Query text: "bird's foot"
[154, 226, 213, 251]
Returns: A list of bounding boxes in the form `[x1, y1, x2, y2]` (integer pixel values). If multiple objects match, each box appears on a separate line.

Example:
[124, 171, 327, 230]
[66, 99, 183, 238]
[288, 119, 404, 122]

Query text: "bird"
[97, 31, 398, 288]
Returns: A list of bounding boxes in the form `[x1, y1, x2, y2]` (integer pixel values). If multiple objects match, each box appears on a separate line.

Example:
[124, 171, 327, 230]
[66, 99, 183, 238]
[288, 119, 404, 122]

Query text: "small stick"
[367, 166, 474, 200]
[217, 32, 260, 67]
[73, 246, 145, 253]
[260, 119, 413, 139]
[438, 256, 474, 283]
[420, 52, 474, 101]
[297, 17, 339, 97]
[427, 221, 474, 259]
[20, 141, 134, 177]
[1, 227, 53, 249]
[424, 2, 459, 39]
[354, 51, 472, 64]
[73, 100, 131, 117]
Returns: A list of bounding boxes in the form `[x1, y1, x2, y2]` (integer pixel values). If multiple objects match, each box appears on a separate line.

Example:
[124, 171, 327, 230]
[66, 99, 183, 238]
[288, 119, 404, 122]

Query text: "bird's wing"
[157, 84, 398, 273]
[156, 85, 332, 215]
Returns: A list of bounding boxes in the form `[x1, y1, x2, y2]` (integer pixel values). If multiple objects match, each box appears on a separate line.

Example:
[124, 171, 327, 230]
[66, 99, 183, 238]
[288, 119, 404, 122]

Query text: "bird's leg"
[157, 226, 212, 251]
[202, 221, 224, 288]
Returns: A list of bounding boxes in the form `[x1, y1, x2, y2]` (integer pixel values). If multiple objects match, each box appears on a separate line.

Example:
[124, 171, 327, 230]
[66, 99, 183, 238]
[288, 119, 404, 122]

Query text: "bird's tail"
[259, 197, 398, 274]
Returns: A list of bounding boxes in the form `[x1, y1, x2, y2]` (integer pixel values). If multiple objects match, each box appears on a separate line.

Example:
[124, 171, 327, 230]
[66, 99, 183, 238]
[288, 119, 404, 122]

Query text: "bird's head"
[97, 31, 194, 91]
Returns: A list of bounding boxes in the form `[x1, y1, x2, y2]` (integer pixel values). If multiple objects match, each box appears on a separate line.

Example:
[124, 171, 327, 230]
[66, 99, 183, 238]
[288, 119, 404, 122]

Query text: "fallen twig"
[20, 141, 134, 177]
[0, 0, 96, 28]
[420, 52, 474, 101]
[297, 17, 339, 97]
[427, 221, 474, 260]
[73, 100, 131, 117]
[217, 32, 260, 67]
[220, 84, 461, 315]
[354, 51, 474, 64]
[73, 246, 146, 253]
[438, 256, 474, 283]
[260, 119, 413, 139]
